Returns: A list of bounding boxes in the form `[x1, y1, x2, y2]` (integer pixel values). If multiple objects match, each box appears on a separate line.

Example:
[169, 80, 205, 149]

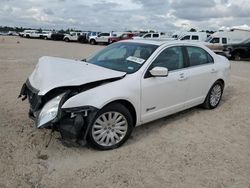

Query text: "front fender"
[61, 76, 141, 124]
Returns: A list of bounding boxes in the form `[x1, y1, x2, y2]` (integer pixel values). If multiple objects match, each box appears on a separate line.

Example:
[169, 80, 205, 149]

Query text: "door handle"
[178, 73, 187, 81]
[211, 68, 218, 73]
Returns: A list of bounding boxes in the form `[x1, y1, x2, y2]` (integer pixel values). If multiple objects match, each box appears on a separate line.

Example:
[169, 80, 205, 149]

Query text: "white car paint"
[29, 56, 126, 95]
[89, 32, 113, 44]
[133, 33, 175, 41]
[27, 40, 230, 127]
[23, 30, 42, 38]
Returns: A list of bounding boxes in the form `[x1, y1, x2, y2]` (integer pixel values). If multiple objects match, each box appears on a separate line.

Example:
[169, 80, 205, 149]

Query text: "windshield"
[86, 42, 158, 74]
[205, 36, 212, 42]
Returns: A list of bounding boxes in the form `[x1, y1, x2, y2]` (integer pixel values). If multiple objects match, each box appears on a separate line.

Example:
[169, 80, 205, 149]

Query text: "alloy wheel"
[92, 111, 128, 147]
[210, 84, 222, 107]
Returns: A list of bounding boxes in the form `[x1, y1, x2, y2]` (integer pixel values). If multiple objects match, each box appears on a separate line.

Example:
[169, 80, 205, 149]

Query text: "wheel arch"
[101, 99, 137, 127]
[232, 49, 247, 58]
[90, 38, 96, 43]
[216, 78, 225, 89]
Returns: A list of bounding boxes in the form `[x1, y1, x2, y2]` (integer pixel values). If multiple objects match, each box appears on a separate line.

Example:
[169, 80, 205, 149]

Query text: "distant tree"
[189, 28, 197, 32]
[58, 29, 66, 34]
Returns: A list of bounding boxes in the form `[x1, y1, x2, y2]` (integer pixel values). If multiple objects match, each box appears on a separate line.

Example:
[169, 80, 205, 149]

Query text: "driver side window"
[150, 46, 185, 71]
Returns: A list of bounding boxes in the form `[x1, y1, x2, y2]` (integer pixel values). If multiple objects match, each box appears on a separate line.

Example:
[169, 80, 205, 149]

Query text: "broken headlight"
[37, 93, 65, 128]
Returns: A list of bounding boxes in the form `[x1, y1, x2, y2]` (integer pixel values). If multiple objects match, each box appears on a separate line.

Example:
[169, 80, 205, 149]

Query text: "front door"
[141, 46, 189, 123]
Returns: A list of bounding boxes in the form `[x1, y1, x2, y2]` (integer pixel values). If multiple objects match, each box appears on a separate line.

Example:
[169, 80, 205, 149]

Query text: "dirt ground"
[0, 36, 249, 188]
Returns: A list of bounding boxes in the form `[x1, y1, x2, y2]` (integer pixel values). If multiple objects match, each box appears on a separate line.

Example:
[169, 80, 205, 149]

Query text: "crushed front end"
[19, 80, 98, 145]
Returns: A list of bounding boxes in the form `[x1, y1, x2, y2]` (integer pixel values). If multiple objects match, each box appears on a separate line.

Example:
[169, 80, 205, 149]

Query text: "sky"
[0, 0, 250, 32]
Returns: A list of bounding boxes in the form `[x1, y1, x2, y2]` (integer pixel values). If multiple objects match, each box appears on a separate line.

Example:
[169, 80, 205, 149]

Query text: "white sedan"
[19, 40, 230, 150]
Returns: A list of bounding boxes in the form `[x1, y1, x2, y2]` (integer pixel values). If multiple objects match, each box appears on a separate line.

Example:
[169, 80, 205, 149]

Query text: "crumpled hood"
[29, 56, 126, 95]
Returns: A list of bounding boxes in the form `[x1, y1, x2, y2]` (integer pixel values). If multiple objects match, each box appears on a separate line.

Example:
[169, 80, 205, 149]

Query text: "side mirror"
[149, 67, 168, 77]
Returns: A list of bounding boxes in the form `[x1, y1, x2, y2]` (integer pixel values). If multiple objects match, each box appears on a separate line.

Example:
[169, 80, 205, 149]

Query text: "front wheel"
[64, 38, 70, 42]
[87, 103, 133, 150]
[202, 81, 223, 109]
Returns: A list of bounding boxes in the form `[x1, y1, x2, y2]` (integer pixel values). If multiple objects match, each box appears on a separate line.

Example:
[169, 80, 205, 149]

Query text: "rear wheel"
[234, 51, 242, 61]
[90, 39, 96, 45]
[202, 81, 223, 109]
[87, 103, 133, 150]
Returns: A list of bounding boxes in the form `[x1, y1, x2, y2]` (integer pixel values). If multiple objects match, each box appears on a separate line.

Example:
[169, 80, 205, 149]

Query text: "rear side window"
[222, 38, 227, 44]
[186, 46, 214, 67]
[144, 34, 151, 38]
[181, 35, 190, 40]
[192, 35, 199, 40]
[99, 33, 110, 36]
[152, 34, 159, 38]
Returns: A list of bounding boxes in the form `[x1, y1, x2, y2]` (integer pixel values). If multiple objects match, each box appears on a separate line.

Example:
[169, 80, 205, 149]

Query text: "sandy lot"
[0, 36, 249, 188]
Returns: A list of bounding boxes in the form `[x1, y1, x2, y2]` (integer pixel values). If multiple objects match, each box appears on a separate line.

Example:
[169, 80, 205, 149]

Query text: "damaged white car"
[19, 40, 230, 150]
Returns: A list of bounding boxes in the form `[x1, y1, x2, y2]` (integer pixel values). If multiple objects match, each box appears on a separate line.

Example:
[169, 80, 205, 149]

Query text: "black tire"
[26, 35, 30, 38]
[64, 38, 70, 42]
[233, 51, 242, 61]
[87, 103, 134, 150]
[90, 39, 96, 45]
[202, 81, 224, 109]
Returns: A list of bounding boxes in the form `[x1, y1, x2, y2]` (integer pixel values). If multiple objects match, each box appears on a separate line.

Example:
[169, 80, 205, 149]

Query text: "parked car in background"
[178, 32, 208, 42]
[23, 30, 42, 38]
[50, 32, 65, 41]
[108, 33, 134, 43]
[89, 32, 113, 45]
[7, 31, 19, 36]
[41, 31, 52, 40]
[63, 32, 84, 42]
[223, 38, 250, 60]
[86, 32, 100, 43]
[78, 32, 89, 43]
[19, 40, 230, 150]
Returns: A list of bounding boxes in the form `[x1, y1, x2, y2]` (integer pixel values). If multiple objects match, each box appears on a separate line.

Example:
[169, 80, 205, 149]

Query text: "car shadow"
[127, 106, 201, 145]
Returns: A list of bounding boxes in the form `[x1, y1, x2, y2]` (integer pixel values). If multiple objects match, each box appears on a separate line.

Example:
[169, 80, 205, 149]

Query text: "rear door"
[183, 46, 216, 107]
[102, 33, 111, 43]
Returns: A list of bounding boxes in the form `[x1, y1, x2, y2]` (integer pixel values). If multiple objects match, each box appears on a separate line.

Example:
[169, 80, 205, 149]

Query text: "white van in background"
[205, 29, 250, 45]
[204, 29, 250, 55]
